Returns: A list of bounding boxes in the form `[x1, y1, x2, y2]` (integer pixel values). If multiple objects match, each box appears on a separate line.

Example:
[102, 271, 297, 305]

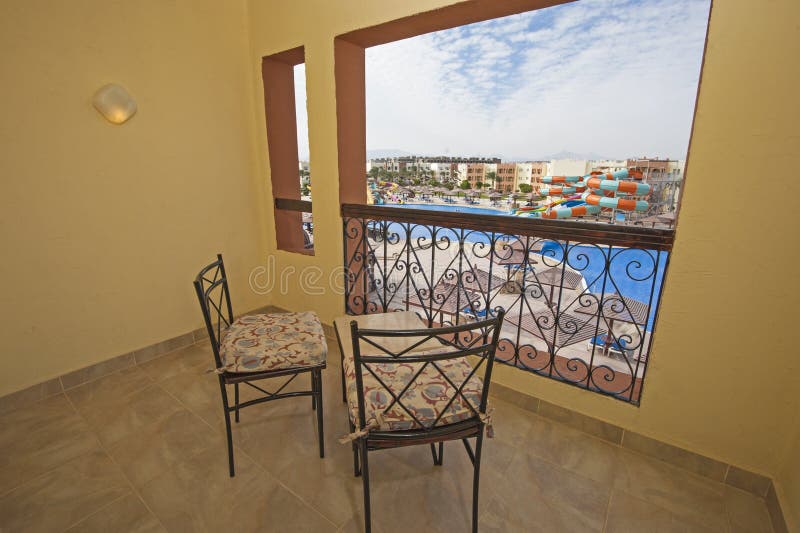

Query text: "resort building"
[625, 158, 684, 213]
[429, 161, 458, 183]
[465, 162, 486, 187]
[495, 162, 516, 191]
[592, 159, 628, 173]
[1, 1, 798, 532]
[549, 158, 591, 177]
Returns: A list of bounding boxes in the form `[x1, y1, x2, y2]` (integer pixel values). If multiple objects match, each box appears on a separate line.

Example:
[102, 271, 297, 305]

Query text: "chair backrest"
[349, 311, 505, 432]
[193, 254, 234, 369]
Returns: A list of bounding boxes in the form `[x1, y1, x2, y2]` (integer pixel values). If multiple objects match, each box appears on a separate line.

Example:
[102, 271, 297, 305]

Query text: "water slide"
[514, 170, 650, 219]
[367, 181, 399, 205]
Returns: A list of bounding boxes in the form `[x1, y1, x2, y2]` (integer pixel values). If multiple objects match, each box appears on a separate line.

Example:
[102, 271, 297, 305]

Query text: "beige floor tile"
[158, 369, 225, 428]
[235, 404, 333, 474]
[75, 384, 185, 446]
[723, 486, 773, 533]
[369, 467, 477, 533]
[65, 365, 153, 407]
[0, 450, 130, 532]
[478, 505, 535, 532]
[613, 447, 729, 530]
[0, 331, 749, 533]
[0, 394, 100, 495]
[107, 409, 225, 487]
[65, 493, 165, 532]
[337, 515, 387, 533]
[622, 431, 728, 482]
[487, 450, 610, 532]
[139, 446, 335, 532]
[605, 490, 720, 532]
[524, 412, 621, 485]
[138, 343, 214, 383]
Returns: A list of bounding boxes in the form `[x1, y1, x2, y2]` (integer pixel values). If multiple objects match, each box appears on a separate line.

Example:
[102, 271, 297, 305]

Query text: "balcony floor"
[0, 339, 773, 532]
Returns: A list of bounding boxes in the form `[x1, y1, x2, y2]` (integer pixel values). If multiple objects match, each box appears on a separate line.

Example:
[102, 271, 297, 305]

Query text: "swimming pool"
[386, 203, 511, 217]
[385, 202, 627, 221]
[374, 203, 667, 330]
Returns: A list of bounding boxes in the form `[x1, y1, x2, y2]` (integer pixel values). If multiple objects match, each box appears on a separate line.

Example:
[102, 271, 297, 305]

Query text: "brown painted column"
[262, 48, 306, 253]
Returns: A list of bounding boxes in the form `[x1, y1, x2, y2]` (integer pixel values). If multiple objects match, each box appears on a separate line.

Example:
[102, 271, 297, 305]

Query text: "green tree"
[475, 182, 484, 189]
[444, 182, 455, 190]
[518, 183, 533, 194]
[485, 171, 497, 189]
[459, 180, 471, 190]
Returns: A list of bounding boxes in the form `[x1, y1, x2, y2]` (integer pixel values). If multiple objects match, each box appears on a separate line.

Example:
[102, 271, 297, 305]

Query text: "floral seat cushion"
[342, 344, 484, 432]
[219, 312, 326, 373]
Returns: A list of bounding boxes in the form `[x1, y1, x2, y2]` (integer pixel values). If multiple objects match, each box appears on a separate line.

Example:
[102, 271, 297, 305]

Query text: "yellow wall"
[248, 0, 800, 502]
[778, 424, 800, 531]
[0, 0, 268, 395]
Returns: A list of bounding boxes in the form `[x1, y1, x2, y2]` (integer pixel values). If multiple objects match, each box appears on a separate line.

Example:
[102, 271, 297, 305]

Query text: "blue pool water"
[376, 203, 668, 330]
[388, 203, 510, 216]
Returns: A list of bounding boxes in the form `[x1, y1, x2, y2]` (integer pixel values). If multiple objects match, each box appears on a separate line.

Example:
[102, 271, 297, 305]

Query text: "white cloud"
[364, 0, 710, 159]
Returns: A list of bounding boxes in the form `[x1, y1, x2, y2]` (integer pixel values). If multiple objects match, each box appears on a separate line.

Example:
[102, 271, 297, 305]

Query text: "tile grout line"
[526, 406, 759, 501]
[58, 491, 131, 532]
[500, 403, 738, 529]
[61, 390, 170, 533]
[601, 489, 613, 533]
[487, 384, 775, 499]
[0, 420, 100, 500]
[0, 392, 123, 501]
[156, 375, 341, 531]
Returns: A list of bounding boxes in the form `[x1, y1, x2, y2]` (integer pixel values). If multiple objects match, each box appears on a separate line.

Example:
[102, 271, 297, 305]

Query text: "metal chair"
[335, 311, 505, 533]
[193, 254, 326, 476]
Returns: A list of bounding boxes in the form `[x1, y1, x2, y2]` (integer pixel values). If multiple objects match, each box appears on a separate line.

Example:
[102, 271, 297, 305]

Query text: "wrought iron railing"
[342, 203, 674, 405]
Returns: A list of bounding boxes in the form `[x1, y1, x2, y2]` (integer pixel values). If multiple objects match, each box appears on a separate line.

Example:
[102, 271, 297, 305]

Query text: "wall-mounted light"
[92, 83, 137, 125]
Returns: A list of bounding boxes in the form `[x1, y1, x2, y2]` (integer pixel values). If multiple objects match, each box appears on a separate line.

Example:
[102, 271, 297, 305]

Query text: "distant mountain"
[367, 148, 414, 159]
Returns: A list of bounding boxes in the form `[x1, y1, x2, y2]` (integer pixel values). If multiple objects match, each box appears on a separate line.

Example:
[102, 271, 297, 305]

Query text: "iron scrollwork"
[342, 206, 670, 405]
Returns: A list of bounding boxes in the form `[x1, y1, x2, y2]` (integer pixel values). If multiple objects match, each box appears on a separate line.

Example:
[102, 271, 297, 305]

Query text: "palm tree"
[485, 171, 497, 190]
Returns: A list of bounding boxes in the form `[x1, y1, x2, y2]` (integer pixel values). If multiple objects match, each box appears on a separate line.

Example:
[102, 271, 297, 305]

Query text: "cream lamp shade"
[92, 83, 137, 124]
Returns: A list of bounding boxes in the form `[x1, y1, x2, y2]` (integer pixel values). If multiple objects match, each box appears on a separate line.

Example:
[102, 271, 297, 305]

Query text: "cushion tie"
[480, 407, 495, 438]
[339, 413, 384, 444]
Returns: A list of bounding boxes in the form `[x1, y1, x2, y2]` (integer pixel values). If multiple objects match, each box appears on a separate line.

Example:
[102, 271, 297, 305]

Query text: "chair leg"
[311, 370, 317, 411]
[430, 442, 444, 466]
[340, 359, 346, 403]
[353, 443, 361, 477]
[472, 432, 485, 533]
[315, 369, 325, 458]
[218, 379, 235, 477]
[359, 439, 372, 533]
[234, 383, 240, 423]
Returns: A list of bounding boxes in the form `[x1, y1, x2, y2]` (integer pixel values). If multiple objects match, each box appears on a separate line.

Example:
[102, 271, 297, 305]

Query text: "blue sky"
[357, 0, 711, 161]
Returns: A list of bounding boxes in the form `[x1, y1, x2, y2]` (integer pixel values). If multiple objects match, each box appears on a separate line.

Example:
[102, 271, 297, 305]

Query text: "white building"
[456, 163, 468, 184]
[548, 159, 590, 177]
[667, 160, 685, 178]
[514, 163, 533, 189]
[591, 160, 627, 173]
[429, 162, 459, 183]
[367, 160, 387, 172]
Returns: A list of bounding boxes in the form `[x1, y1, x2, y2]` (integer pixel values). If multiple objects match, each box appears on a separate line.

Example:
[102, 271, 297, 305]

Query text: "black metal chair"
[335, 311, 505, 533]
[193, 254, 326, 476]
